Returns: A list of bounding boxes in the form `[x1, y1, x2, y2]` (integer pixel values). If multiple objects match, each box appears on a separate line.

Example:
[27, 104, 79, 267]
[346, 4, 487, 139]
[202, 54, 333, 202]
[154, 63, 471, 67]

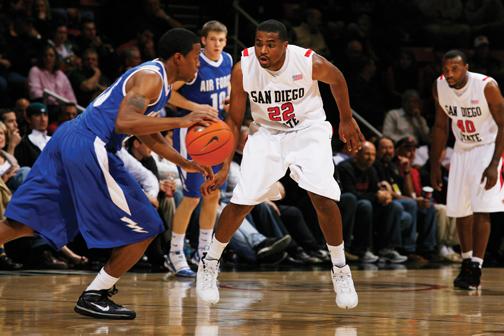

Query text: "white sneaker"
[331, 265, 358, 309]
[196, 256, 220, 304]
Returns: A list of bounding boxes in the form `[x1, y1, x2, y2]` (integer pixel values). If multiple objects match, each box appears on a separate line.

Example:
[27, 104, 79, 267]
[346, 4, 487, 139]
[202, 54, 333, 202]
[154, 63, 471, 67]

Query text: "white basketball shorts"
[446, 142, 504, 217]
[230, 121, 341, 205]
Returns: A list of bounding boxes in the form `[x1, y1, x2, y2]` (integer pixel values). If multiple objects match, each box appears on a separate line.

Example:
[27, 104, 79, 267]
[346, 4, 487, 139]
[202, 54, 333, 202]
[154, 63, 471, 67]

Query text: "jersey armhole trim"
[122, 67, 163, 107]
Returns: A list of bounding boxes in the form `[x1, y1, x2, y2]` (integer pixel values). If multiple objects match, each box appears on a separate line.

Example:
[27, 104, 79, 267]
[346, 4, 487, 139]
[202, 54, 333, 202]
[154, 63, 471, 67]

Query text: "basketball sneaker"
[196, 254, 220, 304]
[331, 265, 358, 309]
[454, 259, 481, 290]
[165, 251, 196, 278]
[74, 286, 136, 320]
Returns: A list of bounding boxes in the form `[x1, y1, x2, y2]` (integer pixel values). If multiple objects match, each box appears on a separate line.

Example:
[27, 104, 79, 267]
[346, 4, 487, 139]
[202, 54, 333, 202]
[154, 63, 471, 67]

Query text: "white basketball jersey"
[241, 45, 325, 131]
[437, 72, 497, 151]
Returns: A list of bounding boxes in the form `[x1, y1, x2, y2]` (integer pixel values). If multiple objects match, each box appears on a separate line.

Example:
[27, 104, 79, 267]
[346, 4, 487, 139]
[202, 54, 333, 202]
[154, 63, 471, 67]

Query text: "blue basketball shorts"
[5, 120, 164, 249]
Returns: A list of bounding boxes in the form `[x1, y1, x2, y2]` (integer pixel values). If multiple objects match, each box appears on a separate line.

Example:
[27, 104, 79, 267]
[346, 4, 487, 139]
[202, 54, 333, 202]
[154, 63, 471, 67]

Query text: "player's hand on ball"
[180, 110, 219, 128]
[481, 164, 498, 190]
[181, 160, 214, 180]
[339, 117, 365, 153]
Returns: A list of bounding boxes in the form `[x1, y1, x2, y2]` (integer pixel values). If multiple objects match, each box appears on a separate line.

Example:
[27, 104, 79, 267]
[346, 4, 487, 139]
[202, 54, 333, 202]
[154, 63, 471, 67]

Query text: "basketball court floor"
[1, 265, 503, 335]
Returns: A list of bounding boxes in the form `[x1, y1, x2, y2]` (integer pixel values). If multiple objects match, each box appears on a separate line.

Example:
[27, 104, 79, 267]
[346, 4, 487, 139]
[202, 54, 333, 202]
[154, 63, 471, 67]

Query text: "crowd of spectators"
[1, 0, 504, 272]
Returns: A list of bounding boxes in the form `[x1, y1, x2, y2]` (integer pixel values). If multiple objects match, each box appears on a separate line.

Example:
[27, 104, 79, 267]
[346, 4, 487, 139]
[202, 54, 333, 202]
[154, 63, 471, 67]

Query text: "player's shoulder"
[222, 51, 233, 65]
[241, 47, 254, 57]
[288, 44, 314, 57]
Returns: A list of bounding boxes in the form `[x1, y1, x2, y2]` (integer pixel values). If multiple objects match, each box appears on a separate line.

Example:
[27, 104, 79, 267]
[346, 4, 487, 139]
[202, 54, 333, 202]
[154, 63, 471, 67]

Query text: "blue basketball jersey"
[177, 51, 232, 119]
[80, 59, 172, 152]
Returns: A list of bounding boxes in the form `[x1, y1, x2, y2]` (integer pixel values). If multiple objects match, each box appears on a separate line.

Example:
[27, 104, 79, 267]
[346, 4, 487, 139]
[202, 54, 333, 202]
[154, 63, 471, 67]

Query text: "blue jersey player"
[0, 28, 218, 320]
[166, 21, 232, 277]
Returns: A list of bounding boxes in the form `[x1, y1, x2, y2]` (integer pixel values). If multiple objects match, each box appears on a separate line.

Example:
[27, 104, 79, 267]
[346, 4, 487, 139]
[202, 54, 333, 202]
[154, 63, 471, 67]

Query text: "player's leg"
[66, 144, 165, 319]
[197, 202, 254, 304]
[197, 189, 220, 257]
[197, 125, 286, 304]
[453, 215, 478, 289]
[168, 195, 200, 277]
[289, 122, 357, 309]
[308, 192, 358, 309]
[473, 213, 491, 260]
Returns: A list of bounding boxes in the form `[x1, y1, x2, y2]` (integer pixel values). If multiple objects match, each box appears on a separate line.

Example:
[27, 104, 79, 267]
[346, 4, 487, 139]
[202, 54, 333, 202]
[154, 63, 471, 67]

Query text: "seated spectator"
[384, 49, 420, 108]
[382, 90, 430, 146]
[73, 19, 115, 75]
[116, 46, 142, 77]
[0, 121, 30, 192]
[338, 141, 408, 263]
[14, 98, 30, 137]
[0, 174, 22, 270]
[27, 44, 77, 106]
[0, 108, 21, 156]
[292, 8, 331, 59]
[14, 102, 50, 167]
[48, 23, 77, 71]
[347, 56, 386, 130]
[47, 102, 78, 134]
[469, 35, 504, 84]
[375, 136, 437, 262]
[69, 48, 110, 106]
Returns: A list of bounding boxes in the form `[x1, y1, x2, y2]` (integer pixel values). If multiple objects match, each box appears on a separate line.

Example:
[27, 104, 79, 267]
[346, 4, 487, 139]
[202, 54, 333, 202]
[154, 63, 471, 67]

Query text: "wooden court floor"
[0, 265, 504, 335]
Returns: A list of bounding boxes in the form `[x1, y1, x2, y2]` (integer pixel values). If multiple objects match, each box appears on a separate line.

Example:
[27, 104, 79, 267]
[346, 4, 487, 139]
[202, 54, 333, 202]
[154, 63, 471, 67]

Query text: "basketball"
[185, 120, 235, 166]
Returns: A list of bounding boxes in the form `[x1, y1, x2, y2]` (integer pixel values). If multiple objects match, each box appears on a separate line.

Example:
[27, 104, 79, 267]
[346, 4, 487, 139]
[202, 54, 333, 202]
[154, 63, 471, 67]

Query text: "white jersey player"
[195, 19, 364, 309]
[431, 50, 504, 290]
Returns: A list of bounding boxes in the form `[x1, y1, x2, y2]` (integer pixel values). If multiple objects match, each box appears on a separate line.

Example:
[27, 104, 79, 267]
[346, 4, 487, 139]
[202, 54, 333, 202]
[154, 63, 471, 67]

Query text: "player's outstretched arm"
[312, 53, 364, 153]
[482, 81, 504, 189]
[168, 80, 218, 114]
[115, 71, 218, 135]
[430, 83, 449, 191]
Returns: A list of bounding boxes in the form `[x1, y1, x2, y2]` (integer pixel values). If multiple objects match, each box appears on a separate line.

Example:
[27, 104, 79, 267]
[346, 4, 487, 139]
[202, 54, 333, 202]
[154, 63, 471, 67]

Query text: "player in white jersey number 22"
[196, 19, 364, 309]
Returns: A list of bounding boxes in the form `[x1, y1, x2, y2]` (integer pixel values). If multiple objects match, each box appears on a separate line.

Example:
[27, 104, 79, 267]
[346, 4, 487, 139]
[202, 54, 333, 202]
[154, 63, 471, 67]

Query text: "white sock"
[471, 256, 483, 268]
[206, 237, 228, 260]
[461, 250, 473, 260]
[86, 267, 119, 292]
[170, 232, 185, 253]
[327, 242, 346, 267]
[198, 229, 213, 254]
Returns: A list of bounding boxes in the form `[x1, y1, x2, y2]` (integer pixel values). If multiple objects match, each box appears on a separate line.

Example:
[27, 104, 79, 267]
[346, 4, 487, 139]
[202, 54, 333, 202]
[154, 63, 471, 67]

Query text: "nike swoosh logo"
[202, 136, 219, 150]
[90, 302, 110, 312]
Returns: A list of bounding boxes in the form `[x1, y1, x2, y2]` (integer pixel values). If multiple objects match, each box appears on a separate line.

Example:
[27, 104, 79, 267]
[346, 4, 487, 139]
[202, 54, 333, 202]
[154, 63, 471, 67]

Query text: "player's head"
[158, 28, 201, 82]
[201, 21, 227, 60]
[442, 50, 469, 89]
[255, 19, 288, 70]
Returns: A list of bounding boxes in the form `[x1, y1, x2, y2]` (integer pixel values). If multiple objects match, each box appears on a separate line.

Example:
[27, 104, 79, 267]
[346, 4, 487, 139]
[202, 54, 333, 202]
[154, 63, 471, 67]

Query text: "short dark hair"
[443, 49, 467, 64]
[257, 19, 288, 41]
[158, 28, 200, 60]
[0, 108, 14, 122]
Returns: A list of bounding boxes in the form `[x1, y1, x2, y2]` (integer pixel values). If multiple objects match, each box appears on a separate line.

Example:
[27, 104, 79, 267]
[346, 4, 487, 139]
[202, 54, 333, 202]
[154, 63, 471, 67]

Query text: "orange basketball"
[185, 120, 235, 166]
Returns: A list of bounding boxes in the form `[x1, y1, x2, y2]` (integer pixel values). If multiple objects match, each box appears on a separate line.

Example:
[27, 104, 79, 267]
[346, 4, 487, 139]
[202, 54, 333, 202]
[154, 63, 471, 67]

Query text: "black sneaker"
[454, 259, 481, 290]
[74, 286, 136, 319]
[0, 255, 22, 270]
[254, 235, 292, 261]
